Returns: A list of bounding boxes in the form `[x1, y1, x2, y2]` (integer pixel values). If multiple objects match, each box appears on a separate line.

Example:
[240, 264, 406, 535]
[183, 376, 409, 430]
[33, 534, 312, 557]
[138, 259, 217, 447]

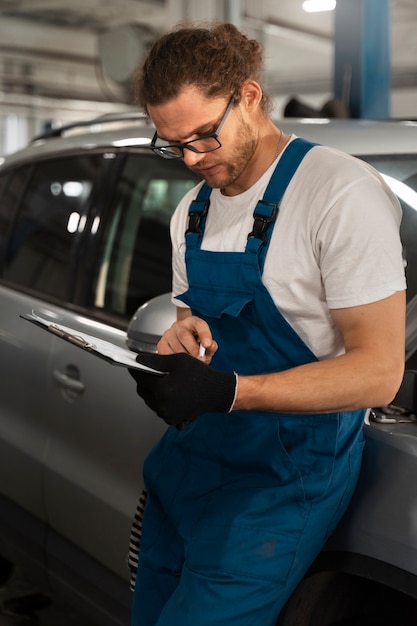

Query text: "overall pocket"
[177, 284, 254, 319]
[277, 413, 340, 502]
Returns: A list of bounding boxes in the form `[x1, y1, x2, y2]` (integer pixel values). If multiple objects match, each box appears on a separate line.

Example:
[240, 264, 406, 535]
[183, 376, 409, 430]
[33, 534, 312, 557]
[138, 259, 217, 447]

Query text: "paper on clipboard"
[20, 311, 165, 374]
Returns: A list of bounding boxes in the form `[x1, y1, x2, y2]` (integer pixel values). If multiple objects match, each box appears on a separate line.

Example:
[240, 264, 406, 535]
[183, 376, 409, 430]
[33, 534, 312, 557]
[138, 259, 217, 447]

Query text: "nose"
[182, 149, 205, 167]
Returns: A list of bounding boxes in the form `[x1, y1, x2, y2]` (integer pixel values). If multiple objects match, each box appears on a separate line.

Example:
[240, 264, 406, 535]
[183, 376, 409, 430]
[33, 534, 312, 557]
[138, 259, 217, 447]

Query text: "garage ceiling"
[0, 0, 415, 111]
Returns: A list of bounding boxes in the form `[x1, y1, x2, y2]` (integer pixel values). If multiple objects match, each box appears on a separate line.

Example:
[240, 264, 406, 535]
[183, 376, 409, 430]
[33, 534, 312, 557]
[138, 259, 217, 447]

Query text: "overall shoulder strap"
[184, 182, 212, 249]
[263, 138, 318, 204]
[246, 138, 318, 270]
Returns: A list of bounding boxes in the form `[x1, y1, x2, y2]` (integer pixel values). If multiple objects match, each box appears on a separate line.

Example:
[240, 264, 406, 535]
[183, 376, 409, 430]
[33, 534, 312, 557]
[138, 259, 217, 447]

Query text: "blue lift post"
[334, 0, 391, 119]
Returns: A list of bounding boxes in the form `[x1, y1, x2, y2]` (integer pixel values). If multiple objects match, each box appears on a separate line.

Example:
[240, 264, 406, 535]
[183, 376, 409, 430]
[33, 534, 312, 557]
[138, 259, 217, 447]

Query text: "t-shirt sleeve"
[316, 174, 406, 309]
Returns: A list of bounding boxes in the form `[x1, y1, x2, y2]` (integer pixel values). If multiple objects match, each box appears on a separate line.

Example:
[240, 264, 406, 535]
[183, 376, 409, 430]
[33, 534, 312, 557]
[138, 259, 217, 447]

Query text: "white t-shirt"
[171, 136, 406, 360]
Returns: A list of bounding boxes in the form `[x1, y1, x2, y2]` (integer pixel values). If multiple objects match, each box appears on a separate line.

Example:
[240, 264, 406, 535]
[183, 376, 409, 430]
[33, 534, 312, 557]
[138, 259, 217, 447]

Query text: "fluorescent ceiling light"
[302, 0, 336, 12]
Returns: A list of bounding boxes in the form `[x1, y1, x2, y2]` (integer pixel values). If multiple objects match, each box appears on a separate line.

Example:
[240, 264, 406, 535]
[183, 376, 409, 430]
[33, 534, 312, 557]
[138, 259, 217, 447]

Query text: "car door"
[0, 168, 49, 525]
[42, 152, 198, 580]
[0, 155, 104, 532]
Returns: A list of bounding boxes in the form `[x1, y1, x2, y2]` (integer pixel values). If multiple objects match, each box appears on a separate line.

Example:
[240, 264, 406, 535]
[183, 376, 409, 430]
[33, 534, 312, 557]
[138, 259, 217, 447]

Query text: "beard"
[191, 118, 257, 190]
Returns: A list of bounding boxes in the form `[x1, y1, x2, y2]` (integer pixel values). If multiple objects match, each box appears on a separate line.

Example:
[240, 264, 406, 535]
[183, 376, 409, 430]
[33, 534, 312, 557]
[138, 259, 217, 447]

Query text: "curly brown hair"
[135, 22, 272, 113]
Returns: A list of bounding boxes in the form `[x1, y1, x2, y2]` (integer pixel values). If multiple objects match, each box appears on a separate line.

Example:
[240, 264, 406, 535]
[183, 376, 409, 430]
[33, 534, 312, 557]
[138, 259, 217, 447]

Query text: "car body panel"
[0, 286, 52, 522]
[327, 420, 417, 577]
[41, 309, 167, 580]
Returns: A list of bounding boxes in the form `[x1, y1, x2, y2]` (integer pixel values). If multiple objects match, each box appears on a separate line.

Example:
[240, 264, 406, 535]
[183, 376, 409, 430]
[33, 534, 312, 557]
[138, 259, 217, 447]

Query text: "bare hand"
[157, 315, 218, 362]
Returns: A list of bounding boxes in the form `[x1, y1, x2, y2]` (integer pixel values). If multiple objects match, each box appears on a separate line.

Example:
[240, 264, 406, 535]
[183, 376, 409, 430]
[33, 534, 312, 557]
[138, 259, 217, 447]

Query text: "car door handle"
[53, 367, 85, 396]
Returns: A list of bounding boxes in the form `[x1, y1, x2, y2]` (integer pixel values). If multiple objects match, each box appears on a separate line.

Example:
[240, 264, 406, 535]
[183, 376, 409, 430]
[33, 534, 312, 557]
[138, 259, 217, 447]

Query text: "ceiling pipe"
[224, 0, 241, 28]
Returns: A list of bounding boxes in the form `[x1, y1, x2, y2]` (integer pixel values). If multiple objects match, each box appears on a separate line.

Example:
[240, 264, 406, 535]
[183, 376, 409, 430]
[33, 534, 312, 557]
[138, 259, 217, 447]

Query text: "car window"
[0, 168, 30, 265]
[1, 156, 103, 301]
[92, 154, 198, 318]
[0, 171, 12, 261]
[364, 155, 417, 304]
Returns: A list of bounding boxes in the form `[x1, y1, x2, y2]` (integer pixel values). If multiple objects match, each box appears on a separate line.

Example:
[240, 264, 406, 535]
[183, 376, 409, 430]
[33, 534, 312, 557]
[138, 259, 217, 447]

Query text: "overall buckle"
[186, 198, 210, 236]
[248, 201, 279, 245]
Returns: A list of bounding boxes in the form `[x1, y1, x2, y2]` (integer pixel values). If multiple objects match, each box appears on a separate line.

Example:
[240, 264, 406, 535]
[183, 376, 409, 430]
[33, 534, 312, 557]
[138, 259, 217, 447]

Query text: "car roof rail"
[31, 111, 151, 143]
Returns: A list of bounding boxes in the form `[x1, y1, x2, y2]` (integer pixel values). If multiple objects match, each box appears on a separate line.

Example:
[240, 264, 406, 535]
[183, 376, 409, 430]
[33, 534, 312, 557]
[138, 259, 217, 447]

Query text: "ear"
[239, 80, 263, 112]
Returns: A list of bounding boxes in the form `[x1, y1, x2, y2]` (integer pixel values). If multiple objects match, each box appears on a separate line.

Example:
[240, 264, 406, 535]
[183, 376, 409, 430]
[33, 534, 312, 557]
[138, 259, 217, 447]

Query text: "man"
[129, 22, 406, 626]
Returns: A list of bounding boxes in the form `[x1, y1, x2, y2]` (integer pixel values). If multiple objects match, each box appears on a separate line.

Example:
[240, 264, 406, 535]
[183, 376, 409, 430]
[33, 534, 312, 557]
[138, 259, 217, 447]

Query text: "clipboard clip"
[48, 324, 96, 350]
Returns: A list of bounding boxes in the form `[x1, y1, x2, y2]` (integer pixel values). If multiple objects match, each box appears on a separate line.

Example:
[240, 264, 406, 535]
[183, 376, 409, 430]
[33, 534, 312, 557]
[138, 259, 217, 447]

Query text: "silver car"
[0, 115, 417, 625]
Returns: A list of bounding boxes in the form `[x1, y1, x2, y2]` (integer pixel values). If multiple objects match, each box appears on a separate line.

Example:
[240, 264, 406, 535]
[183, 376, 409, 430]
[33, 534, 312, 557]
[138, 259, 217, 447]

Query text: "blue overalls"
[131, 139, 365, 626]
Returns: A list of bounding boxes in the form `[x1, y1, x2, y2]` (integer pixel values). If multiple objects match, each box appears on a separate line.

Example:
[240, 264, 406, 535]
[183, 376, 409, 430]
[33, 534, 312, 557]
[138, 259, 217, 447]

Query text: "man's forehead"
[148, 89, 225, 141]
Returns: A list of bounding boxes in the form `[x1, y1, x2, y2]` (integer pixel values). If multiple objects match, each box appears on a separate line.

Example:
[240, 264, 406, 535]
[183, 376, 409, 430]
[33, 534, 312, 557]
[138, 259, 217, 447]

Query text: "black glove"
[129, 352, 237, 426]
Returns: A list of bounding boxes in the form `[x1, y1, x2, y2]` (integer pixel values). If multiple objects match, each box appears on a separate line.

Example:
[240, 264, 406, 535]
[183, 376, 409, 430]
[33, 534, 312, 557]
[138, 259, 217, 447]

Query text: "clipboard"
[20, 311, 165, 374]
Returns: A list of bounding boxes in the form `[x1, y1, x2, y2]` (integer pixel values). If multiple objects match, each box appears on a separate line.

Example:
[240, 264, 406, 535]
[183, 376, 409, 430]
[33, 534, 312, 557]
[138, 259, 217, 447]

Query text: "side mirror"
[126, 293, 176, 354]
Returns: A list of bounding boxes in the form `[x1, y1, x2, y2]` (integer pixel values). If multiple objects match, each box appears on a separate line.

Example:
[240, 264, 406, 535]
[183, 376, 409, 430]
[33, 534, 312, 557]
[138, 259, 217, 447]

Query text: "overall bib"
[131, 139, 365, 626]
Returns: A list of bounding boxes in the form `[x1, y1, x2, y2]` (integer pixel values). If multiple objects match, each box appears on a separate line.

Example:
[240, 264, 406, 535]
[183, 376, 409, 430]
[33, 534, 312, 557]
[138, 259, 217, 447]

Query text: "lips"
[195, 163, 220, 176]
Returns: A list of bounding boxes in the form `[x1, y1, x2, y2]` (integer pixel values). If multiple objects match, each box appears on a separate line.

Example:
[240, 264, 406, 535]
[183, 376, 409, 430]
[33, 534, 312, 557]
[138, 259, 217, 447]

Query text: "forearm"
[234, 350, 404, 414]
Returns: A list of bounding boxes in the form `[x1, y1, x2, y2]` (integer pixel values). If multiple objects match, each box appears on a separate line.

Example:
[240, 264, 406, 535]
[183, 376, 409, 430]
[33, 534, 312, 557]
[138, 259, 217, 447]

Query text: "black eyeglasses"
[150, 94, 235, 160]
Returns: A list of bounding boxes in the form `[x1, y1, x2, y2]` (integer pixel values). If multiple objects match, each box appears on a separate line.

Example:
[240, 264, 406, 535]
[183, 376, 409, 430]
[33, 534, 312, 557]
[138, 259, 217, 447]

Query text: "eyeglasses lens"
[153, 136, 221, 159]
